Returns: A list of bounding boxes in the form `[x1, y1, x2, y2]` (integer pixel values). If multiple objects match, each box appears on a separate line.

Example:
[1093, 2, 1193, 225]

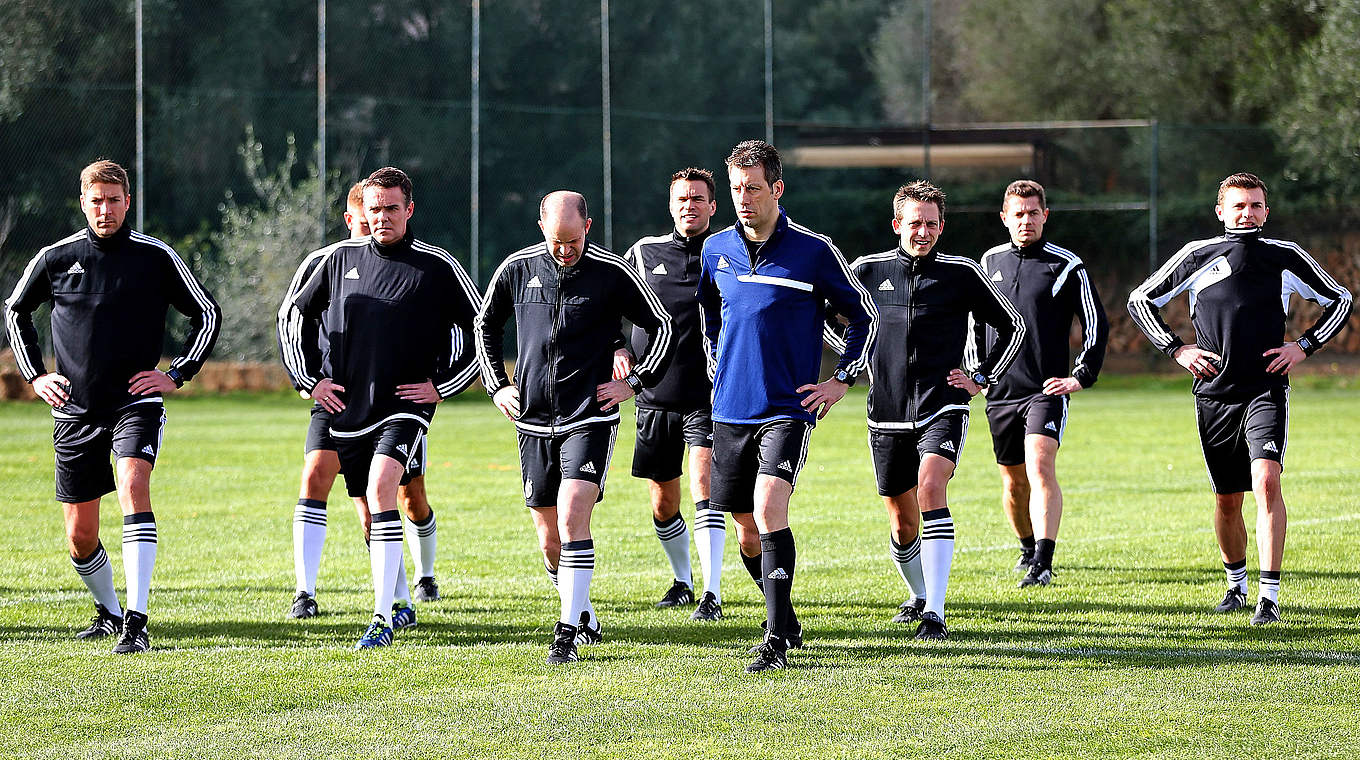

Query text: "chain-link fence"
[2, 0, 1355, 370]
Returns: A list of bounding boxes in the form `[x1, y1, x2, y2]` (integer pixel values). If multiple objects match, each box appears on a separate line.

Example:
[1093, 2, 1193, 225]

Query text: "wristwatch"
[165, 367, 185, 388]
[970, 371, 989, 389]
[832, 368, 855, 386]
[1297, 336, 1313, 354]
[623, 372, 644, 394]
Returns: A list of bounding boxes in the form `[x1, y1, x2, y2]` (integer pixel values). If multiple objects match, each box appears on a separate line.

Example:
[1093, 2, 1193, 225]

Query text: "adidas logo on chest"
[526, 275, 543, 288]
[344, 267, 360, 280]
[652, 263, 667, 276]
[66, 261, 87, 275]
[877, 278, 894, 291]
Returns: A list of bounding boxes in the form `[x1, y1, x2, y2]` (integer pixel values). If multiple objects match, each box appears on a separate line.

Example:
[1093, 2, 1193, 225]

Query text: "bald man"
[475, 191, 675, 664]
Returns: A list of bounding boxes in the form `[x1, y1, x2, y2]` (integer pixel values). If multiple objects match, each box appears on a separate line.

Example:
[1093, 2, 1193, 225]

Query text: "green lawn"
[2, 378, 1358, 759]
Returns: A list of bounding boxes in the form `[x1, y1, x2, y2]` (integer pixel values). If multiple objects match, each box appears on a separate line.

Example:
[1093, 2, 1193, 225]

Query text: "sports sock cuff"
[559, 540, 595, 569]
[759, 527, 794, 553]
[562, 538, 595, 552]
[370, 509, 401, 523]
[653, 514, 686, 540]
[1260, 570, 1281, 582]
[921, 509, 954, 541]
[695, 499, 711, 511]
[412, 512, 437, 538]
[1019, 534, 1036, 549]
[297, 498, 326, 510]
[71, 541, 110, 573]
[1224, 559, 1247, 571]
[122, 514, 157, 543]
[891, 535, 921, 562]
[369, 511, 402, 542]
[412, 510, 435, 527]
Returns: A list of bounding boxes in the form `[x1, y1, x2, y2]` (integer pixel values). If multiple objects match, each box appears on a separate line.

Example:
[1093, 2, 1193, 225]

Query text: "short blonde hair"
[80, 160, 130, 195]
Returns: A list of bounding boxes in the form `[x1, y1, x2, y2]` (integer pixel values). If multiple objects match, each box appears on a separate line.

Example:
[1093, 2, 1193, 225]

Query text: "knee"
[66, 524, 99, 557]
[540, 534, 561, 559]
[301, 466, 332, 499]
[1252, 470, 1281, 499]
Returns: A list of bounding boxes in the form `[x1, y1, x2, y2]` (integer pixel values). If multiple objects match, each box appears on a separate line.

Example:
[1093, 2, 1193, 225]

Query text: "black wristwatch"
[623, 372, 644, 394]
[165, 367, 185, 388]
[1297, 336, 1313, 354]
[970, 371, 989, 389]
[832, 368, 855, 386]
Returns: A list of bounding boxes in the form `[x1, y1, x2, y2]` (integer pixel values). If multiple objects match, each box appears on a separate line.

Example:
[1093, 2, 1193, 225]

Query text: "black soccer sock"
[741, 549, 764, 590]
[1033, 538, 1056, 570]
[1019, 533, 1036, 559]
[759, 528, 796, 642]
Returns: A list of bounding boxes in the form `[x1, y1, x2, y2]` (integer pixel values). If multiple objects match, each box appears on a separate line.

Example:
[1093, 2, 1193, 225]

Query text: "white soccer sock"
[558, 539, 595, 627]
[122, 513, 158, 615]
[293, 499, 327, 595]
[920, 508, 955, 620]
[694, 501, 725, 601]
[368, 510, 404, 621]
[393, 553, 411, 604]
[404, 510, 437, 579]
[1223, 559, 1248, 593]
[1259, 570, 1280, 604]
[71, 541, 122, 616]
[891, 534, 926, 601]
[653, 514, 692, 586]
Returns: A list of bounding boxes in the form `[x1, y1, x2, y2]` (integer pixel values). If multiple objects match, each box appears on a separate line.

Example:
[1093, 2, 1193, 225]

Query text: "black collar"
[87, 223, 132, 250]
[373, 230, 415, 258]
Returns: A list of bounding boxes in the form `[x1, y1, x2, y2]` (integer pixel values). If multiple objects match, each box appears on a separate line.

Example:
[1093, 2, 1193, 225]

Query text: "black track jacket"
[1128, 227, 1352, 400]
[4, 224, 220, 419]
[627, 229, 711, 412]
[282, 232, 482, 436]
[971, 239, 1108, 404]
[475, 241, 674, 437]
[832, 248, 1025, 431]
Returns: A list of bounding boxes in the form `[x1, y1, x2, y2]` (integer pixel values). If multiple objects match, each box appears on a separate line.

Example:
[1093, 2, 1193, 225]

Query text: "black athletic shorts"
[868, 411, 968, 497]
[985, 393, 1067, 466]
[53, 403, 166, 503]
[517, 424, 618, 508]
[308, 407, 425, 479]
[1195, 387, 1288, 495]
[631, 406, 713, 481]
[333, 418, 427, 498]
[710, 419, 814, 514]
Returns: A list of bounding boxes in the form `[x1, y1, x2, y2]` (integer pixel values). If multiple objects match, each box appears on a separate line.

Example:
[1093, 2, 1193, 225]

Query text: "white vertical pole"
[317, 0, 327, 245]
[601, 0, 613, 250]
[471, 0, 481, 284]
[921, 0, 932, 178]
[764, 0, 774, 144]
[135, 0, 145, 229]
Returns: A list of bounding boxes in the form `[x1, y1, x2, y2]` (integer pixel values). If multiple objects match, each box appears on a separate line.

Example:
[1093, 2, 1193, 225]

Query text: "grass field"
[2, 377, 1358, 759]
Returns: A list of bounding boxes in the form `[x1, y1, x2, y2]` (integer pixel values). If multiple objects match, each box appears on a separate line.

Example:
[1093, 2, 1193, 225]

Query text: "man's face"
[893, 199, 943, 257]
[540, 210, 592, 266]
[670, 179, 716, 237]
[363, 185, 413, 245]
[1001, 194, 1048, 247]
[728, 165, 782, 234]
[1216, 186, 1269, 229]
[344, 204, 371, 239]
[80, 182, 130, 238]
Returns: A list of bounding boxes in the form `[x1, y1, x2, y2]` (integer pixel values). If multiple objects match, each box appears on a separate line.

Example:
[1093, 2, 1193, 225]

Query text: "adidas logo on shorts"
[140, 444, 155, 456]
[580, 462, 597, 475]
[395, 443, 409, 457]
[940, 440, 956, 453]
[776, 460, 793, 473]
[1045, 421, 1058, 431]
[1263, 441, 1278, 453]
[652, 263, 667, 275]
[67, 261, 86, 275]
[767, 567, 789, 580]
[527, 275, 542, 288]
[877, 278, 894, 291]
[991, 270, 1004, 281]
[524, 480, 534, 498]
[344, 267, 360, 280]
[716, 257, 730, 270]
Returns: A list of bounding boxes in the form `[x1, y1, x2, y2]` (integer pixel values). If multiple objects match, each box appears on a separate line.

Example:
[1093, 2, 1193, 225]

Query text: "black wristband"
[624, 373, 644, 394]
[165, 367, 185, 388]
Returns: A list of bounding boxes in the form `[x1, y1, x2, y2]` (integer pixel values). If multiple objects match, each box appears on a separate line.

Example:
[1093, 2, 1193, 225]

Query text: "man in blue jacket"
[698, 140, 877, 672]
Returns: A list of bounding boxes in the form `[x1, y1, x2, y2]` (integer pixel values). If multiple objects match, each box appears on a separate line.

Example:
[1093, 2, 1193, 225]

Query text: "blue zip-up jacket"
[697, 208, 876, 425]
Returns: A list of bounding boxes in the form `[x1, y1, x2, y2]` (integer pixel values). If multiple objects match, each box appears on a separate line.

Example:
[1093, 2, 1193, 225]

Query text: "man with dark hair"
[283, 167, 482, 648]
[475, 190, 674, 665]
[1129, 172, 1351, 625]
[277, 181, 449, 623]
[973, 179, 1108, 588]
[4, 159, 221, 653]
[699, 140, 877, 672]
[836, 179, 1024, 642]
[614, 167, 726, 620]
